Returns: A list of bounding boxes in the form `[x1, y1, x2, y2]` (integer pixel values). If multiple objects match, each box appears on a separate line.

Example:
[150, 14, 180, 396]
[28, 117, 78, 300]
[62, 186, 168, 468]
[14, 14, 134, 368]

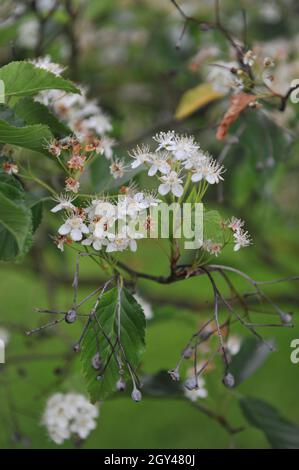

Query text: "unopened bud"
[131, 388, 142, 402]
[223, 372, 235, 388]
[168, 368, 180, 381]
[96, 375, 103, 381]
[91, 352, 102, 370]
[65, 309, 77, 324]
[73, 343, 80, 353]
[182, 347, 193, 359]
[184, 376, 197, 391]
[281, 312, 293, 325]
[116, 377, 126, 392]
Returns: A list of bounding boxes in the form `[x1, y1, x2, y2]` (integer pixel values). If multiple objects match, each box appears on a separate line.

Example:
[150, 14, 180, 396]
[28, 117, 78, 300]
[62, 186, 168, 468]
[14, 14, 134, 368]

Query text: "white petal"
[70, 229, 83, 241]
[93, 240, 102, 251]
[82, 238, 92, 246]
[130, 239, 137, 252]
[148, 165, 157, 176]
[191, 173, 202, 183]
[58, 223, 70, 235]
[172, 184, 184, 198]
[51, 203, 62, 213]
[158, 183, 170, 196]
[131, 160, 141, 169]
[81, 223, 89, 234]
[206, 174, 216, 184]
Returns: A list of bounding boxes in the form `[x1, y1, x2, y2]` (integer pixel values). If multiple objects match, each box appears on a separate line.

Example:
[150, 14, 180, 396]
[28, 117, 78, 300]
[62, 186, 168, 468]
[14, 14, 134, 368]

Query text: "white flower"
[167, 135, 199, 161]
[101, 136, 116, 160]
[81, 114, 112, 136]
[69, 413, 97, 439]
[147, 152, 171, 176]
[81, 235, 107, 251]
[191, 158, 224, 184]
[51, 195, 76, 213]
[158, 171, 184, 198]
[0, 327, 10, 346]
[110, 159, 127, 179]
[227, 217, 244, 232]
[58, 216, 89, 241]
[184, 377, 208, 402]
[233, 228, 252, 251]
[106, 226, 143, 253]
[42, 392, 99, 445]
[207, 61, 238, 94]
[153, 130, 176, 151]
[129, 144, 152, 169]
[243, 50, 256, 67]
[202, 239, 222, 257]
[30, 55, 65, 76]
[133, 294, 154, 320]
[227, 335, 242, 356]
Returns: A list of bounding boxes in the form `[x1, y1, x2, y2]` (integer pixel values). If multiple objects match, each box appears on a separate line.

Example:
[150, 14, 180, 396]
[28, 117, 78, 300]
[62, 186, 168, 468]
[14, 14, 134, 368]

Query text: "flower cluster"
[128, 131, 224, 196]
[53, 189, 160, 253]
[42, 392, 99, 445]
[32, 57, 115, 158]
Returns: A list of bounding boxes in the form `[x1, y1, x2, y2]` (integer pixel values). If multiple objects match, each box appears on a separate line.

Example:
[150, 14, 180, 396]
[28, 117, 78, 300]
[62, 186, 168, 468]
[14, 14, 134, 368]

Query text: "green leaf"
[90, 155, 143, 193]
[0, 119, 53, 154]
[240, 396, 299, 449]
[14, 97, 71, 138]
[81, 287, 146, 402]
[229, 338, 275, 386]
[0, 61, 80, 101]
[0, 177, 32, 261]
[203, 209, 223, 243]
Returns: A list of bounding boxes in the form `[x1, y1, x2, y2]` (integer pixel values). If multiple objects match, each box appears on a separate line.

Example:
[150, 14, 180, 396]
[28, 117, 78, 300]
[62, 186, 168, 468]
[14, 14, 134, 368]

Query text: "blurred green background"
[0, 0, 299, 449]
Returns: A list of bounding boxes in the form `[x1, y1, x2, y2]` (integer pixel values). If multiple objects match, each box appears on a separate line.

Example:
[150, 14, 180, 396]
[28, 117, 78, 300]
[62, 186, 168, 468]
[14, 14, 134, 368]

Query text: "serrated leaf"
[14, 97, 71, 138]
[240, 396, 299, 449]
[0, 178, 32, 261]
[228, 337, 274, 386]
[81, 287, 146, 402]
[203, 209, 223, 243]
[0, 61, 80, 101]
[0, 119, 53, 154]
[175, 83, 223, 120]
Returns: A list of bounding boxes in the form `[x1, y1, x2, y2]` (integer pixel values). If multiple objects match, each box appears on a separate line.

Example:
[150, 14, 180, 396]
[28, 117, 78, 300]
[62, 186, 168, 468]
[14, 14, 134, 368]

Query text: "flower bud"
[116, 377, 126, 392]
[184, 376, 197, 391]
[182, 347, 193, 359]
[91, 352, 102, 370]
[168, 368, 180, 381]
[131, 388, 142, 402]
[223, 372, 235, 388]
[73, 343, 80, 353]
[281, 312, 293, 325]
[65, 309, 77, 324]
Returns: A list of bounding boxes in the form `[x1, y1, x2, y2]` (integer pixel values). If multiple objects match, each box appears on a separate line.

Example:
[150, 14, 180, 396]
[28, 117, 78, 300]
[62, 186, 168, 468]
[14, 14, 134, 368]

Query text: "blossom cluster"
[52, 189, 160, 253]
[42, 392, 99, 445]
[128, 131, 224, 196]
[32, 56, 115, 156]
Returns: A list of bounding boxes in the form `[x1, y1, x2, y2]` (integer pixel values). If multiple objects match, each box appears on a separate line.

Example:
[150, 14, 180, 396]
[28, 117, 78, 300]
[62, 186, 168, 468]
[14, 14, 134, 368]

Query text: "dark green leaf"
[240, 396, 299, 449]
[0, 119, 53, 154]
[229, 337, 275, 386]
[81, 287, 146, 402]
[0, 61, 80, 101]
[14, 97, 71, 138]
